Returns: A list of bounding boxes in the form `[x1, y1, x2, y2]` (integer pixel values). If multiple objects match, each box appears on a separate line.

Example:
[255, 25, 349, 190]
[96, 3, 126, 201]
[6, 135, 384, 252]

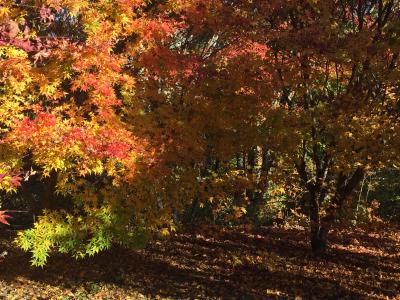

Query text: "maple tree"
[262, 0, 400, 254]
[142, 0, 400, 254]
[0, 0, 399, 265]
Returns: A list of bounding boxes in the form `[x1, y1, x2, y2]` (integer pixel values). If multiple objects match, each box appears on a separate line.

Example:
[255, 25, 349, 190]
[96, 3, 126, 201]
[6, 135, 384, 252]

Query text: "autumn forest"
[0, 0, 400, 299]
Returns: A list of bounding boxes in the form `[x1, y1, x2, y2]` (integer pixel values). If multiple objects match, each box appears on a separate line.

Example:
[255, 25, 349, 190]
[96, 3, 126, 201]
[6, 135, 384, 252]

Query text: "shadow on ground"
[0, 225, 399, 299]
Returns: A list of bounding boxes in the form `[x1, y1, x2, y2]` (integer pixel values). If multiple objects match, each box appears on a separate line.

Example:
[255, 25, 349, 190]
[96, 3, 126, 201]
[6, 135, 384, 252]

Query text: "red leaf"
[0, 211, 12, 225]
[10, 176, 22, 187]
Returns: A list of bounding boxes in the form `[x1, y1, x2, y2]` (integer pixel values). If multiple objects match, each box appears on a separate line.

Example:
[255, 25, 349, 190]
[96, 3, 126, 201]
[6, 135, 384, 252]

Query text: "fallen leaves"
[0, 225, 399, 299]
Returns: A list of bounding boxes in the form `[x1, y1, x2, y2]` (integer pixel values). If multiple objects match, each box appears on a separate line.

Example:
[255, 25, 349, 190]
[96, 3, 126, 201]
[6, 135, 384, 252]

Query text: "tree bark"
[309, 168, 365, 255]
[295, 141, 365, 255]
[307, 188, 330, 255]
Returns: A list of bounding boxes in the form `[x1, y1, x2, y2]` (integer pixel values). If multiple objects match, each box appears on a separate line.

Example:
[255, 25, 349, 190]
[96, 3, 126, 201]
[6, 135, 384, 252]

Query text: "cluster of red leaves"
[0, 211, 11, 225]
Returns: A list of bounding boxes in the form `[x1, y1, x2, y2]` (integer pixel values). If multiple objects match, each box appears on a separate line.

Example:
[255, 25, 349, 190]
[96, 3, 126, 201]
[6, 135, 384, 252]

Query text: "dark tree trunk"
[310, 224, 329, 255]
[308, 168, 365, 255]
[308, 191, 329, 256]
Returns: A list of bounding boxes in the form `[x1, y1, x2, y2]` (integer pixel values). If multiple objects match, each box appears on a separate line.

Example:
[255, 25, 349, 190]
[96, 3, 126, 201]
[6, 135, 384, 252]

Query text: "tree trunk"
[310, 224, 329, 255]
[309, 168, 365, 255]
[309, 193, 329, 256]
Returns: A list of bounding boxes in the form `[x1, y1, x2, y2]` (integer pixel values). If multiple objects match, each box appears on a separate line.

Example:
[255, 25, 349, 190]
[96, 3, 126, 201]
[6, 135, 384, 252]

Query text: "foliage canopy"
[0, 0, 399, 265]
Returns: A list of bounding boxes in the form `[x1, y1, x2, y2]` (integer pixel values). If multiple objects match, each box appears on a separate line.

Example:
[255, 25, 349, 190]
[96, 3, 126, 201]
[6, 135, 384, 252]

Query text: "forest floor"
[0, 223, 399, 300]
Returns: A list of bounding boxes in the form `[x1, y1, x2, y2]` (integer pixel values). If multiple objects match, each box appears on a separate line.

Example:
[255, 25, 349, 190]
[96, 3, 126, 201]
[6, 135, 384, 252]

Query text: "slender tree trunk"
[246, 146, 257, 204]
[296, 137, 332, 255]
[248, 146, 274, 223]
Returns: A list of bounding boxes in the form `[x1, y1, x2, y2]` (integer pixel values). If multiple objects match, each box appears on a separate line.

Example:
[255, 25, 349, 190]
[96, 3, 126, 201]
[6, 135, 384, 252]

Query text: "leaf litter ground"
[0, 224, 399, 299]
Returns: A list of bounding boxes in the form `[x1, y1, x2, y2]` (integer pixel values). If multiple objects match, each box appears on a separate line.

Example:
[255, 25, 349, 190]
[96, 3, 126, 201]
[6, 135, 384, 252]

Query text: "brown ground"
[0, 224, 399, 300]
